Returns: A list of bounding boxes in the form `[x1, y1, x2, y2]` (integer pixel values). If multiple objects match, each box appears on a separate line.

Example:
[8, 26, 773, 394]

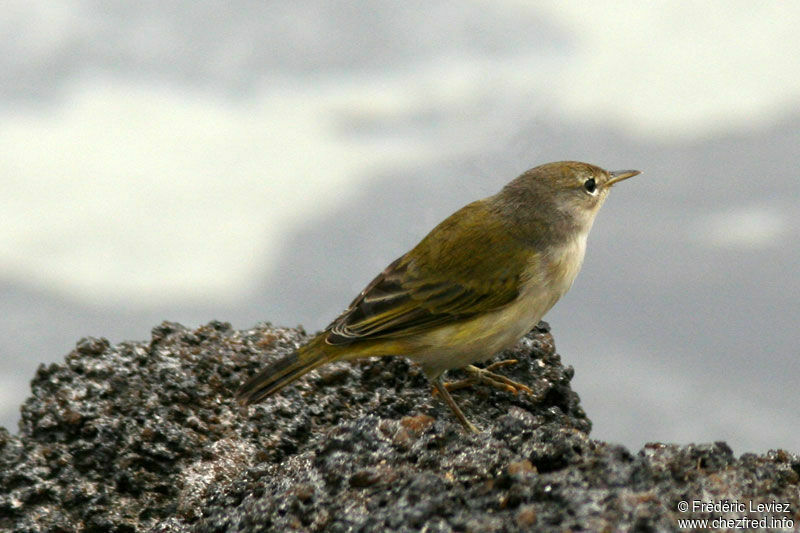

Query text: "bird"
[237, 161, 640, 432]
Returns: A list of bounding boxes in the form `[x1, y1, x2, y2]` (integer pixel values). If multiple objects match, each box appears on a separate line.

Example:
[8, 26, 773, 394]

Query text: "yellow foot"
[442, 360, 533, 395]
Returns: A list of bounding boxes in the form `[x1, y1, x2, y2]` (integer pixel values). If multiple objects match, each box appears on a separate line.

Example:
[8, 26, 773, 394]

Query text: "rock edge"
[1, 321, 798, 532]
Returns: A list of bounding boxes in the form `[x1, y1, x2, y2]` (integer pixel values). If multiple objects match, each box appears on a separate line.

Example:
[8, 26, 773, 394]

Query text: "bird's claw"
[437, 359, 533, 395]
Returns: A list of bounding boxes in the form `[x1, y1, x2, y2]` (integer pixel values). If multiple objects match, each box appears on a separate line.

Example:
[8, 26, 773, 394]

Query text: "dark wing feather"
[325, 200, 531, 345]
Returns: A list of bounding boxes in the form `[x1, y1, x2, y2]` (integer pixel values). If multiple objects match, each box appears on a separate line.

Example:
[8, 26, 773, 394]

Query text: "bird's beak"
[606, 169, 641, 187]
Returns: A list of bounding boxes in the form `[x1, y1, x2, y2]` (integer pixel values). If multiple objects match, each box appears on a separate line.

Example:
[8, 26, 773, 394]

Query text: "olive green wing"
[326, 200, 532, 345]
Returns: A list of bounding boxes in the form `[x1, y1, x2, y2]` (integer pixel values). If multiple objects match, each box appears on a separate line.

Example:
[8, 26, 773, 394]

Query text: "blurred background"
[2, 1, 799, 454]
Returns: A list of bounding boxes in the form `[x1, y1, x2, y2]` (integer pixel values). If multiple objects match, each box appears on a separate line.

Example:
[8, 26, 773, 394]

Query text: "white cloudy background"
[2, 1, 799, 454]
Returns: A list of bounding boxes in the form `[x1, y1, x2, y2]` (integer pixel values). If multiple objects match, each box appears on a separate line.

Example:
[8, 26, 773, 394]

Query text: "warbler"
[237, 161, 640, 432]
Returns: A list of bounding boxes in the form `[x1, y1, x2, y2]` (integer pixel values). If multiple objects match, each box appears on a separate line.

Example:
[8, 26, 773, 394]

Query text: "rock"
[0, 321, 798, 532]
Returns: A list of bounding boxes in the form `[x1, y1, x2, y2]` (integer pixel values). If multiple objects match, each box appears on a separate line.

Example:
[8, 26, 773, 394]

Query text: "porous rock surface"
[0, 321, 798, 532]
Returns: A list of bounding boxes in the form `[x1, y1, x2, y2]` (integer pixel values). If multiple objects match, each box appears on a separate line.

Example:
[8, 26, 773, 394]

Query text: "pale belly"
[406, 234, 588, 378]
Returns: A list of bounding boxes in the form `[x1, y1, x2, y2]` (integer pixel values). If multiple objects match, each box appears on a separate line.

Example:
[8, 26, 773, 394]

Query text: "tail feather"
[236, 338, 335, 405]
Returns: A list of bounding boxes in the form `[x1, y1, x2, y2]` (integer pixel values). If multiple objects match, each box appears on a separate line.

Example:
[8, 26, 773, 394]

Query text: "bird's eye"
[583, 178, 597, 195]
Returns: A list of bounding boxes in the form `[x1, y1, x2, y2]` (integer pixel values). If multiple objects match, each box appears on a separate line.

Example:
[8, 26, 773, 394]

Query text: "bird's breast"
[409, 231, 589, 376]
[536, 228, 590, 301]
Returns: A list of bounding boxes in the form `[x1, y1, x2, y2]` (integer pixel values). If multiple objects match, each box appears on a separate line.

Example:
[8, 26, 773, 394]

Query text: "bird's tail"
[236, 335, 337, 406]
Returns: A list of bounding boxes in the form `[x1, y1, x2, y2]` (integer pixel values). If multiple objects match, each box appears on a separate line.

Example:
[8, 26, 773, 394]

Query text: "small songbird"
[237, 161, 640, 432]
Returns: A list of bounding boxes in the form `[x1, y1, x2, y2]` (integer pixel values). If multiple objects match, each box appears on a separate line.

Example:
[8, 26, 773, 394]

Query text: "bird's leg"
[433, 376, 479, 433]
[443, 360, 533, 395]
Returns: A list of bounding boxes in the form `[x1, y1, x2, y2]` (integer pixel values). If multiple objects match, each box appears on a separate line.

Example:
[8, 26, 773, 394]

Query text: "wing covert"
[325, 200, 532, 345]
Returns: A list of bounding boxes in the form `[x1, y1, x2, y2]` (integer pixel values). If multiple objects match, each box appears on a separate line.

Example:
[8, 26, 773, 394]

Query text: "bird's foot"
[442, 360, 533, 395]
[432, 377, 480, 433]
